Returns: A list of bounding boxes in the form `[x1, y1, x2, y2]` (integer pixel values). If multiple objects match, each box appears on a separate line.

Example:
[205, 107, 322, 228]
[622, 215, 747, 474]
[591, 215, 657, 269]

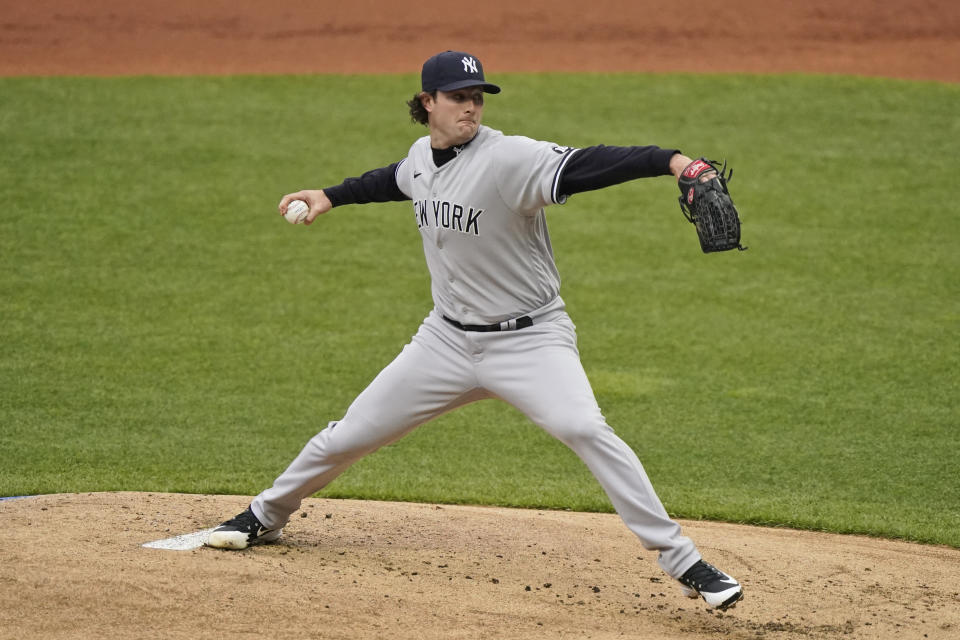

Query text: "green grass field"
[1, 73, 957, 547]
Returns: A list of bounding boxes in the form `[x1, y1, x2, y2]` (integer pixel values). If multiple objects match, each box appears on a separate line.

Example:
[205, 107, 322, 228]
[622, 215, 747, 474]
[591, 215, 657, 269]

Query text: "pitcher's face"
[424, 87, 485, 148]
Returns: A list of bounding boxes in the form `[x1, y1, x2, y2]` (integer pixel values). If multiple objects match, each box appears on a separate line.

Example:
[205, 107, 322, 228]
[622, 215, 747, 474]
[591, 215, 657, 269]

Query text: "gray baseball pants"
[251, 301, 700, 579]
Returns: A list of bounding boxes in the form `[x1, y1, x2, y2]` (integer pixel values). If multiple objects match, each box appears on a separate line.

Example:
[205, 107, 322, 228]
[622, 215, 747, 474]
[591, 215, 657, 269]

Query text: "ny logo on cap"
[461, 56, 478, 73]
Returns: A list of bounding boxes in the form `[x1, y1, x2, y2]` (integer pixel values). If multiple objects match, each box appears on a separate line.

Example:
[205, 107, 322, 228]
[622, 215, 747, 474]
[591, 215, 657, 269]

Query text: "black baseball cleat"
[206, 507, 282, 550]
[677, 560, 744, 610]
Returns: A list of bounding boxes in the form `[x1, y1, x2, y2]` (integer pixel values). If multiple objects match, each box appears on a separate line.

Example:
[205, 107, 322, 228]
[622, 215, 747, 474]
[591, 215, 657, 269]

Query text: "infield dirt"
[4, 492, 960, 640]
[3, 2, 959, 639]
[2, 0, 960, 82]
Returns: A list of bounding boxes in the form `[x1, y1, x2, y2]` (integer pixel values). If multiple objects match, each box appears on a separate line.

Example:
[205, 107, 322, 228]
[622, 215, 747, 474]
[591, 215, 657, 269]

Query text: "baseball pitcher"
[207, 50, 744, 611]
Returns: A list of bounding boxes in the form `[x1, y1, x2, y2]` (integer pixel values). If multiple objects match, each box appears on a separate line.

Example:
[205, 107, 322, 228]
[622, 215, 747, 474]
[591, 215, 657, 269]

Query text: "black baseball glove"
[677, 158, 746, 253]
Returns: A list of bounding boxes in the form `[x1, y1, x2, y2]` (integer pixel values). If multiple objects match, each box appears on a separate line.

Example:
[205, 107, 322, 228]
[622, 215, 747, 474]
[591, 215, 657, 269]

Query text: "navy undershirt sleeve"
[558, 145, 679, 197]
[322, 145, 678, 206]
[323, 162, 410, 207]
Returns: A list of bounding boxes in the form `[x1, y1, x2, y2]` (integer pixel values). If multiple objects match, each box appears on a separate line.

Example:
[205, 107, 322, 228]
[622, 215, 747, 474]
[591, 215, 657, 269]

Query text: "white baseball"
[283, 199, 309, 225]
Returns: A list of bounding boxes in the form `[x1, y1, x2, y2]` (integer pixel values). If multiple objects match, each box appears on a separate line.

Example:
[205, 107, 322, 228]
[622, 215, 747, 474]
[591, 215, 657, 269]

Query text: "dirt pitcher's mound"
[2, 493, 958, 639]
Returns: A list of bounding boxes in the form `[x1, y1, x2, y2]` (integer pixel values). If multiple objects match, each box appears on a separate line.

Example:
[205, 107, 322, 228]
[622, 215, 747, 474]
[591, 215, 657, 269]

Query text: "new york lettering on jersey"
[414, 199, 484, 235]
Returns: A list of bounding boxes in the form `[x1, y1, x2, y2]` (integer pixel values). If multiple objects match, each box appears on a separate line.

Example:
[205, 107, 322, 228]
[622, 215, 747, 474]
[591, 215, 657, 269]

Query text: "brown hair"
[407, 91, 435, 126]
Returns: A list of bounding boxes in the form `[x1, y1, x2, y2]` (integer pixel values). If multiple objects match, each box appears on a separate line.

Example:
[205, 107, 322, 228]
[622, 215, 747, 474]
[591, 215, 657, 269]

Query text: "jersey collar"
[431, 132, 479, 167]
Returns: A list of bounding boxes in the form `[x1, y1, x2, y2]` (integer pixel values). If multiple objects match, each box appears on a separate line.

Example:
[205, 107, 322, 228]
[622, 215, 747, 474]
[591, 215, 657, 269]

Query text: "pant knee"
[544, 413, 610, 447]
[306, 418, 384, 463]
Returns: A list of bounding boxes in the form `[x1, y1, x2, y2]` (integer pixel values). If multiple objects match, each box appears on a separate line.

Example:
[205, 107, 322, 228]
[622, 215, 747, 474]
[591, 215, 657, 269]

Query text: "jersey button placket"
[432, 178, 440, 245]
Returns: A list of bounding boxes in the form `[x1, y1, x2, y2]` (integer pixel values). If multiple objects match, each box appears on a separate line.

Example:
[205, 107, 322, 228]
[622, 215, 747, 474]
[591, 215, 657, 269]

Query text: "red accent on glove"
[683, 159, 711, 179]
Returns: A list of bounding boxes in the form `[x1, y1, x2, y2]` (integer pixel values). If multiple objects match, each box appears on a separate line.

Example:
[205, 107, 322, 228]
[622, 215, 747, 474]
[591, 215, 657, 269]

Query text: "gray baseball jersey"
[394, 125, 576, 325]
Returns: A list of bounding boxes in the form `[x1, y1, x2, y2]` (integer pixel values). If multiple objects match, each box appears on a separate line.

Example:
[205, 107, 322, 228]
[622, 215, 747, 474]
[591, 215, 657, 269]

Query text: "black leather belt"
[442, 315, 533, 332]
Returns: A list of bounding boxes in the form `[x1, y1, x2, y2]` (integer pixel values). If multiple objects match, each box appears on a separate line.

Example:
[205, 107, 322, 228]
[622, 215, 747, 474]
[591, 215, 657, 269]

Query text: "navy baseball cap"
[421, 51, 501, 94]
